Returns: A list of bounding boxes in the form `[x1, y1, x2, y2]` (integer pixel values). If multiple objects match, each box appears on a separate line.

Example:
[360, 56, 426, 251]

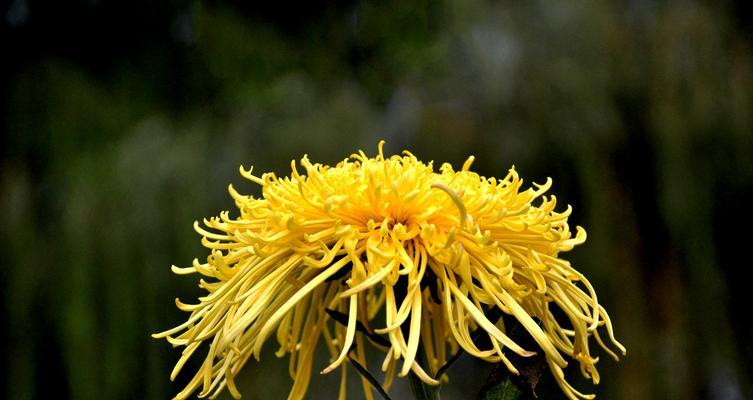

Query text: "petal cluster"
[154, 142, 625, 400]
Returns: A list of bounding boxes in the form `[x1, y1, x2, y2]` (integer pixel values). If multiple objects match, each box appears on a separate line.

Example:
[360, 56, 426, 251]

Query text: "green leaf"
[479, 377, 523, 400]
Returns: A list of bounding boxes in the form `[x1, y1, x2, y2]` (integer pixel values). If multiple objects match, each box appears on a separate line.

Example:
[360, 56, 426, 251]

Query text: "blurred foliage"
[2, 0, 753, 399]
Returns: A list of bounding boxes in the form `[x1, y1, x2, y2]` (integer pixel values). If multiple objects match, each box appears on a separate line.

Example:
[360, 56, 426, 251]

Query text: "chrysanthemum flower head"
[154, 142, 625, 400]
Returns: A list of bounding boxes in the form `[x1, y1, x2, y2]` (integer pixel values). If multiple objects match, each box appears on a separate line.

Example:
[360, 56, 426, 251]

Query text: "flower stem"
[409, 346, 439, 400]
[408, 371, 439, 400]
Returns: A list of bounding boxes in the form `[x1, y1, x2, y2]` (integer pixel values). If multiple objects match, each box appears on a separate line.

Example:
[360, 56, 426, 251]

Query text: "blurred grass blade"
[436, 308, 503, 379]
[347, 354, 393, 400]
[434, 349, 463, 380]
[325, 308, 391, 346]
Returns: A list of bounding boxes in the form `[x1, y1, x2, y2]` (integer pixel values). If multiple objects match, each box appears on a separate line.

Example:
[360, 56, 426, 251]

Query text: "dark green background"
[2, 1, 752, 399]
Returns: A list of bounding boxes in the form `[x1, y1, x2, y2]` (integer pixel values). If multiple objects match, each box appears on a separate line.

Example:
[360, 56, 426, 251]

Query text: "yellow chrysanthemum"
[154, 142, 625, 400]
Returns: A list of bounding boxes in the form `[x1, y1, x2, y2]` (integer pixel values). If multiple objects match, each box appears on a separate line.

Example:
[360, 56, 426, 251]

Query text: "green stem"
[408, 371, 439, 400]
[409, 346, 440, 400]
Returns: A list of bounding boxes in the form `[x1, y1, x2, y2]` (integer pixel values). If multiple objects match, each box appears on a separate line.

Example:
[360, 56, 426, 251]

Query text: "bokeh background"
[2, 1, 753, 399]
